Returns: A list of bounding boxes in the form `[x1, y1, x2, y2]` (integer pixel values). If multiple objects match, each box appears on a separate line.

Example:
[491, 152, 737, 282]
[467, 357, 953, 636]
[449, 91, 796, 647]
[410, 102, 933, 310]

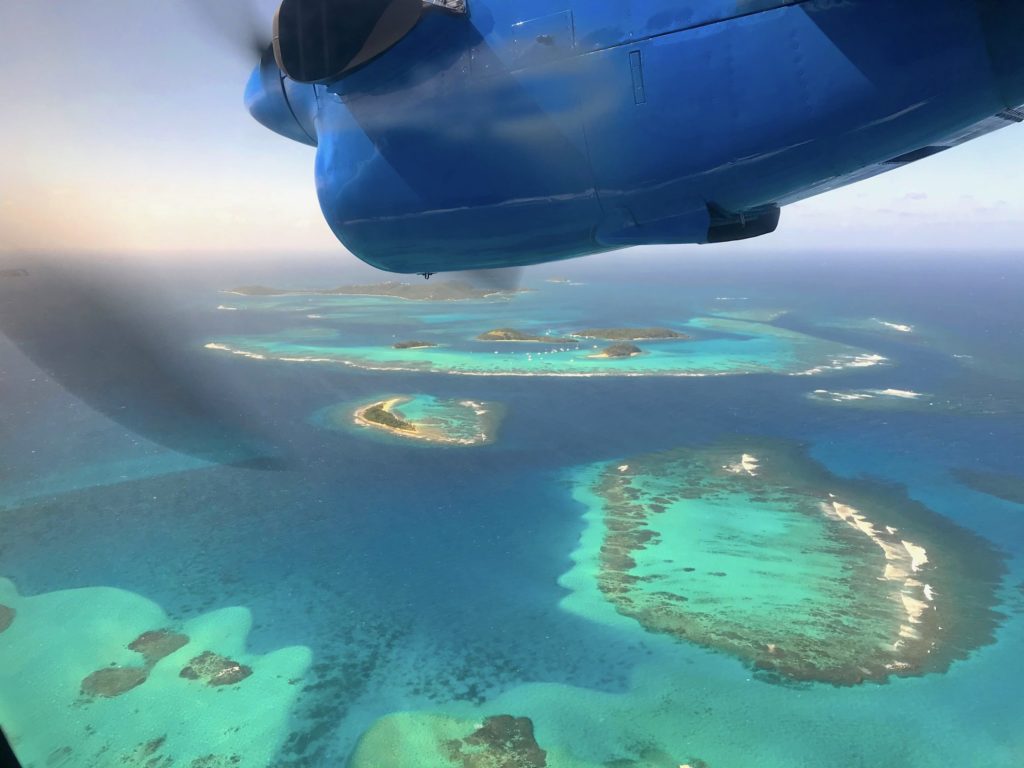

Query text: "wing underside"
[777, 106, 1024, 206]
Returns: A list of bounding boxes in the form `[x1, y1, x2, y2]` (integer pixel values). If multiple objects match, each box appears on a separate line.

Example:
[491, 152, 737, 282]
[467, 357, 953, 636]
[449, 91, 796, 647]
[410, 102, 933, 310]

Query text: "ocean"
[0, 250, 1022, 768]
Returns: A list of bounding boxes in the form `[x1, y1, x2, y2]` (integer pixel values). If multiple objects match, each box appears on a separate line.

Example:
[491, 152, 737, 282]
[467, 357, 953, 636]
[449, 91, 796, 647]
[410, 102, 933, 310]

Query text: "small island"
[226, 280, 527, 301]
[358, 400, 417, 433]
[591, 343, 644, 359]
[476, 328, 577, 344]
[341, 395, 502, 446]
[392, 340, 438, 350]
[572, 327, 690, 341]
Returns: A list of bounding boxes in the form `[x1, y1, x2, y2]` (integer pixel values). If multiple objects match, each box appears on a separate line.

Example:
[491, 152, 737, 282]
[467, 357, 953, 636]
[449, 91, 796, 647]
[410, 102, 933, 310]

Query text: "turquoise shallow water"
[208, 310, 878, 377]
[1, 252, 1022, 767]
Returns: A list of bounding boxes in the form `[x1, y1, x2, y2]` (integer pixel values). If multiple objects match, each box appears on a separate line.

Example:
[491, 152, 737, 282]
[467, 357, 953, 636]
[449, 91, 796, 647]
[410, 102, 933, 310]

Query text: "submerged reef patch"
[81, 628, 190, 699]
[0, 604, 13, 633]
[952, 468, 1024, 506]
[128, 629, 189, 666]
[81, 666, 149, 698]
[444, 715, 548, 768]
[179, 651, 253, 686]
[350, 711, 685, 768]
[564, 440, 1006, 685]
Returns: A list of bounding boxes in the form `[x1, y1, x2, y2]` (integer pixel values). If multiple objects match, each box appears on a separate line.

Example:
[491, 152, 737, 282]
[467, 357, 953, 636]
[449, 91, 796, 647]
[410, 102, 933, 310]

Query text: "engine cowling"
[273, 0, 426, 83]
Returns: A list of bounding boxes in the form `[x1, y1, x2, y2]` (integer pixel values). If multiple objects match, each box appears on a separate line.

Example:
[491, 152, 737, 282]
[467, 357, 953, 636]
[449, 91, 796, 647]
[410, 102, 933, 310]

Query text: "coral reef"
[81, 666, 149, 698]
[573, 440, 1006, 685]
[179, 651, 253, 687]
[128, 629, 189, 665]
[444, 715, 547, 768]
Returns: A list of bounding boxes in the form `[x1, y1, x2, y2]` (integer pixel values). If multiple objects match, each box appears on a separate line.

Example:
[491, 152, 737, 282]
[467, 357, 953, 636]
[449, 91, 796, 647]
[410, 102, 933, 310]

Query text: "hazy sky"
[1, 0, 1022, 259]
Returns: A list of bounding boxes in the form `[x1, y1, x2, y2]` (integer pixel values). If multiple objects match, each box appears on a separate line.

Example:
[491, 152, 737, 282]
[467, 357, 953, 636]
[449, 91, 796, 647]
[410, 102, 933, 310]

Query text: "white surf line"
[874, 318, 914, 333]
[820, 496, 934, 653]
[724, 453, 759, 476]
[871, 389, 923, 399]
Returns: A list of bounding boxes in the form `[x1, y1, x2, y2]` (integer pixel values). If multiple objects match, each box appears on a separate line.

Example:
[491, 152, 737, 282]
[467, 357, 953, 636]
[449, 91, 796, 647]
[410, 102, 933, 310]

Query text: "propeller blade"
[181, 0, 272, 62]
[0, 259, 281, 469]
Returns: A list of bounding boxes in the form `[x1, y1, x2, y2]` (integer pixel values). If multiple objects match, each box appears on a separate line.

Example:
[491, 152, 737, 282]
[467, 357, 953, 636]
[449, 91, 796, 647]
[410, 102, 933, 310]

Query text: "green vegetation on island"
[476, 328, 577, 343]
[597, 343, 643, 358]
[392, 340, 438, 350]
[227, 280, 527, 301]
[344, 396, 501, 446]
[572, 327, 690, 340]
[361, 402, 416, 432]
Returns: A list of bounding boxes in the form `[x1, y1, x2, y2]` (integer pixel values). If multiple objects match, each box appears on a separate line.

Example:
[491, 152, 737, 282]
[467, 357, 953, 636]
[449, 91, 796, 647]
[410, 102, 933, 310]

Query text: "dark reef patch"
[443, 715, 547, 768]
[80, 628, 191, 700]
[80, 666, 149, 698]
[128, 629, 189, 665]
[0, 603, 13, 633]
[952, 468, 1024, 506]
[189, 755, 242, 768]
[179, 651, 252, 686]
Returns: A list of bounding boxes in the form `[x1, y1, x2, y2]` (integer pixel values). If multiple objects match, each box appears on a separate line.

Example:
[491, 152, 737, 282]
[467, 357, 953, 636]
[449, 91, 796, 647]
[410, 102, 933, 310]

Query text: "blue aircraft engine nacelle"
[245, 0, 1024, 275]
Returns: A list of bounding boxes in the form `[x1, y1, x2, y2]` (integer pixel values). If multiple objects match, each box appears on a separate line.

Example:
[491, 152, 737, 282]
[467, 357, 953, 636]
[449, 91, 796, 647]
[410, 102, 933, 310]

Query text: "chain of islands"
[206, 280, 887, 378]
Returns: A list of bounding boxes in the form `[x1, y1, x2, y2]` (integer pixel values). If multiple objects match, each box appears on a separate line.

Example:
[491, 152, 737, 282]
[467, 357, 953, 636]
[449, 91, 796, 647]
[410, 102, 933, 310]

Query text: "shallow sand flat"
[0, 578, 310, 768]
